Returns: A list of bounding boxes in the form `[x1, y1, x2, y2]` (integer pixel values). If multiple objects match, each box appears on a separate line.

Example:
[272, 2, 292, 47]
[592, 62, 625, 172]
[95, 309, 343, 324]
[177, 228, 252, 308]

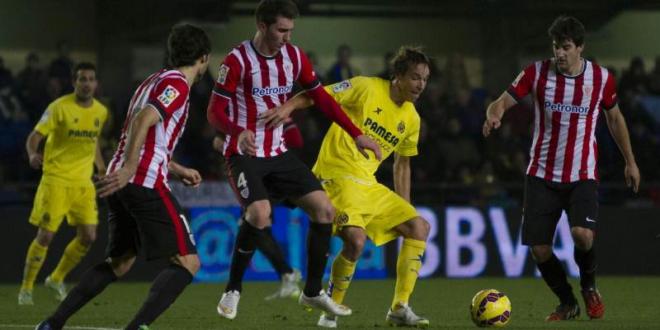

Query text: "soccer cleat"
[317, 313, 338, 328]
[265, 269, 302, 300]
[581, 288, 604, 319]
[18, 290, 34, 306]
[137, 325, 150, 330]
[545, 303, 580, 321]
[34, 320, 60, 330]
[299, 290, 352, 316]
[386, 303, 430, 328]
[44, 276, 67, 301]
[217, 290, 241, 320]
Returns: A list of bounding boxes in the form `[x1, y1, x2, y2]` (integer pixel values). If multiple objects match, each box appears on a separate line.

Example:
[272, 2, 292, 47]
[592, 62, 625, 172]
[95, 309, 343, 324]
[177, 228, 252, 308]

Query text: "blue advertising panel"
[190, 206, 386, 282]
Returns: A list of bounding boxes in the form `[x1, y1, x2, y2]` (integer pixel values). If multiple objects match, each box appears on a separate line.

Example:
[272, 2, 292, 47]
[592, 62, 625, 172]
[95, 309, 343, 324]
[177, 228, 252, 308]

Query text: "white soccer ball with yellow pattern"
[470, 289, 511, 327]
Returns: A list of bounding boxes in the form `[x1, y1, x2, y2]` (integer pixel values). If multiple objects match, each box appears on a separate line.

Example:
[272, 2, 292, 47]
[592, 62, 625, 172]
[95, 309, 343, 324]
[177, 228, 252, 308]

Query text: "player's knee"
[342, 229, 366, 260]
[109, 254, 136, 277]
[313, 200, 335, 224]
[571, 227, 593, 250]
[176, 254, 200, 275]
[246, 206, 271, 229]
[79, 231, 97, 246]
[530, 245, 553, 262]
[415, 217, 431, 240]
[35, 229, 55, 246]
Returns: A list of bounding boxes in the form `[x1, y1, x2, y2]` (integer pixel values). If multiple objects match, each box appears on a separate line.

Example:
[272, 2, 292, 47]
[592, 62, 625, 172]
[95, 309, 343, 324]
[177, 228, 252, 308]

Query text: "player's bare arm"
[603, 105, 641, 192]
[94, 139, 106, 176]
[393, 153, 412, 202]
[168, 161, 202, 187]
[25, 130, 45, 169]
[262, 91, 313, 128]
[483, 91, 517, 137]
[97, 106, 160, 197]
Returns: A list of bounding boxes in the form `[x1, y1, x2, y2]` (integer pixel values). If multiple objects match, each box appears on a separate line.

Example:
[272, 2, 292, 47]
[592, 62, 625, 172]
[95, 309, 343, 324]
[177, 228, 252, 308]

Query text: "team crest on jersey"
[583, 85, 593, 96]
[218, 64, 229, 84]
[335, 212, 349, 225]
[397, 121, 405, 134]
[512, 70, 525, 87]
[332, 80, 352, 93]
[157, 85, 180, 107]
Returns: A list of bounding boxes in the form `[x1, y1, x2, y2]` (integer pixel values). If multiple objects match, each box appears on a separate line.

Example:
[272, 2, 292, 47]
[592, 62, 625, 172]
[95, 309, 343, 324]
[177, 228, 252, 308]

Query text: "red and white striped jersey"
[212, 40, 321, 157]
[108, 69, 190, 190]
[507, 59, 618, 183]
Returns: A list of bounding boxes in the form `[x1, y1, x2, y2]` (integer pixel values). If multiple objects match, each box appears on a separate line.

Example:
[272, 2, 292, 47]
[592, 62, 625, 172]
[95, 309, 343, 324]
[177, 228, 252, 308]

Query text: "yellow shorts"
[29, 181, 98, 232]
[321, 176, 418, 246]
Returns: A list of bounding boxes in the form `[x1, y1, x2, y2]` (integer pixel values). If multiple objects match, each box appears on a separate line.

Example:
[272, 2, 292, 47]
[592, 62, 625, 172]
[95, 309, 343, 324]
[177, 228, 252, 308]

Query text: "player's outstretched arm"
[604, 105, 640, 193]
[94, 140, 106, 176]
[169, 161, 202, 188]
[96, 106, 160, 197]
[393, 153, 411, 202]
[483, 91, 517, 137]
[25, 130, 45, 169]
[261, 91, 313, 128]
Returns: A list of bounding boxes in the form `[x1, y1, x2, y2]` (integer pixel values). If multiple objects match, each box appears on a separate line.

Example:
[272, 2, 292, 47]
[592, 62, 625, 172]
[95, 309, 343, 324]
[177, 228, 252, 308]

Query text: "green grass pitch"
[1, 277, 659, 329]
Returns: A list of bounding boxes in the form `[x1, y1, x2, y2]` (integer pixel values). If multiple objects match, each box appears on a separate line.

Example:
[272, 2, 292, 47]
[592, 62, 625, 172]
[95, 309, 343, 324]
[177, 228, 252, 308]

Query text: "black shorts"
[521, 175, 598, 246]
[106, 183, 196, 261]
[225, 151, 322, 208]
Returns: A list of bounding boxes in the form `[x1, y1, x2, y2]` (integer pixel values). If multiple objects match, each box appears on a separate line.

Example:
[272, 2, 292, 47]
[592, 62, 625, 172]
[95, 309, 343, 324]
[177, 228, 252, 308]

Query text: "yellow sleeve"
[324, 76, 368, 110]
[34, 103, 59, 136]
[396, 112, 420, 157]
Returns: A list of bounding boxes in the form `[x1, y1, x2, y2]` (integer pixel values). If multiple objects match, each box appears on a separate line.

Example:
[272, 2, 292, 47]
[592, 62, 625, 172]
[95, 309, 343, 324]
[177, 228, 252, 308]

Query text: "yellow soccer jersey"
[312, 76, 420, 181]
[35, 94, 108, 187]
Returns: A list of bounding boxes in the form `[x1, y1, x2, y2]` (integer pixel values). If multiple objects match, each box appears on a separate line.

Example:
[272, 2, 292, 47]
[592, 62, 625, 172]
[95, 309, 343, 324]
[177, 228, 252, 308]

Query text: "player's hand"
[354, 135, 382, 161]
[29, 153, 43, 169]
[624, 162, 640, 193]
[96, 165, 136, 198]
[261, 105, 293, 129]
[179, 167, 202, 187]
[237, 130, 257, 156]
[482, 115, 501, 137]
[212, 135, 226, 153]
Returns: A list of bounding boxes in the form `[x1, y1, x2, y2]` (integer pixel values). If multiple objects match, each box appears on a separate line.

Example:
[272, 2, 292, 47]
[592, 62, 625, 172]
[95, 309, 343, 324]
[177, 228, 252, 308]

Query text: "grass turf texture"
[1, 277, 659, 329]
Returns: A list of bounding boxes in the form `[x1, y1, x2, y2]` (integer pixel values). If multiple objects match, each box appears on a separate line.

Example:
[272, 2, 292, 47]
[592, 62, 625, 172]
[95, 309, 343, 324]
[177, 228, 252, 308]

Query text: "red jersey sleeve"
[207, 53, 245, 135]
[506, 63, 536, 102]
[212, 54, 242, 99]
[297, 49, 322, 91]
[600, 71, 618, 110]
[147, 76, 189, 120]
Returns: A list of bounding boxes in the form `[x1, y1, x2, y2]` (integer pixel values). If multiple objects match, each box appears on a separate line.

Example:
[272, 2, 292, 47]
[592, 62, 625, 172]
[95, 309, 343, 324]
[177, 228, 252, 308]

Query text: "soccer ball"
[470, 289, 511, 327]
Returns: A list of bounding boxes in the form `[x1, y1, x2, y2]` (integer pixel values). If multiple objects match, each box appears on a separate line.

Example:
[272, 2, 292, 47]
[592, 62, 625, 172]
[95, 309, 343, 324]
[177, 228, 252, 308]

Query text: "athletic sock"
[125, 264, 193, 330]
[50, 237, 90, 283]
[225, 220, 259, 293]
[47, 262, 117, 328]
[328, 253, 357, 304]
[21, 240, 48, 291]
[256, 226, 293, 277]
[303, 222, 332, 297]
[574, 247, 597, 290]
[392, 238, 426, 309]
[537, 254, 577, 305]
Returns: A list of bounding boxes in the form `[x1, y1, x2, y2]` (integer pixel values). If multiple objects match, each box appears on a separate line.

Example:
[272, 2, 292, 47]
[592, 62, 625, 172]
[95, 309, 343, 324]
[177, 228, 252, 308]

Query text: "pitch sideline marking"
[0, 324, 120, 330]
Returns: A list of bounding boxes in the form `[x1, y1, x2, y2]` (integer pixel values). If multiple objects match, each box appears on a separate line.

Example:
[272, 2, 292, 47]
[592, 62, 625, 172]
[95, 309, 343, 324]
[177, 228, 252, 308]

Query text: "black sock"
[125, 264, 193, 330]
[48, 262, 118, 328]
[537, 254, 577, 305]
[303, 222, 332, 297]
[256, 227, 293, 277]
[574, 247, 597, 290]
[225, 220, 259, 292]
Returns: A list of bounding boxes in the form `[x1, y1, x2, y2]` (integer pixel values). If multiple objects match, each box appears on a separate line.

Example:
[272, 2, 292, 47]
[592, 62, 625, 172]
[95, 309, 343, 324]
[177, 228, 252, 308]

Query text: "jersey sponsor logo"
[218, 64, 229, 84]
[68, 129, 99, 138]
[332, 80, 352, 93]
[544, 101, 589, 114]
[251, 85, 293, 97]
[157, 85, 180, 107]
[512, 71, 525, 87]
[363, 117, 401, 149]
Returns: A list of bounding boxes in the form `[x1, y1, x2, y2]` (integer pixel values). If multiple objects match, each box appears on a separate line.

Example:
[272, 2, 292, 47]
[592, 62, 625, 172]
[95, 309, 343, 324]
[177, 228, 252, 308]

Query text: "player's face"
[396, 63, 430, 102]
[553, 39, 583, 73]
[261, 16, 294, 52]
[73, 69, 97, 101]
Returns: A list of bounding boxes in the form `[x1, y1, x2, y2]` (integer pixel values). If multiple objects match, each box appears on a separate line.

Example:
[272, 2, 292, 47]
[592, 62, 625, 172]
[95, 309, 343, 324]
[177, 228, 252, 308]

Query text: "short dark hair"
[548, 16, 586, 47]
[391, 46, 431, 79]
[72, 62, 96, 80]
[255, 0, 299, 26]
[167, 23, 211, 68]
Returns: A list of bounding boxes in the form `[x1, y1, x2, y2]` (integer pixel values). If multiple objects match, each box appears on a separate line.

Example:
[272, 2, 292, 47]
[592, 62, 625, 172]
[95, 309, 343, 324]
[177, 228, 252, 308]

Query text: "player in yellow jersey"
[262, 46, 431, 328]
[18, 62, 108, 305]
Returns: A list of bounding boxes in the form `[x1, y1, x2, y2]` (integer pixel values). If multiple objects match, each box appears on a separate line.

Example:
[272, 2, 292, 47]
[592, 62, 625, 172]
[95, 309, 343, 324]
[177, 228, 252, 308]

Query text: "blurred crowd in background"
[2, 43, 660, 206]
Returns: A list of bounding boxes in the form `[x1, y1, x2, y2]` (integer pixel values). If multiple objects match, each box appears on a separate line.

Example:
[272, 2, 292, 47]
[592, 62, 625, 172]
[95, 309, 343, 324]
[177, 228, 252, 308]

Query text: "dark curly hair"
[548, 16, 586, 47]
[167, 23, 211, 68]
[255, 0, 299, 26]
